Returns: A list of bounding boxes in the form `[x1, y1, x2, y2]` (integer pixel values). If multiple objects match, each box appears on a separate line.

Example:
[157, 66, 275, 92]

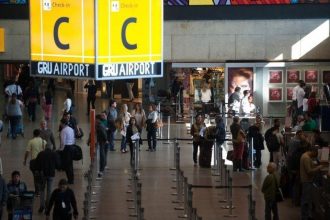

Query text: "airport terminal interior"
[0, 1, 330, 220]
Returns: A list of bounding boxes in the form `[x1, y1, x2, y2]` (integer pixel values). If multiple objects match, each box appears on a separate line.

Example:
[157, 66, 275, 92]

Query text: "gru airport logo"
[30, 0, 163, 80]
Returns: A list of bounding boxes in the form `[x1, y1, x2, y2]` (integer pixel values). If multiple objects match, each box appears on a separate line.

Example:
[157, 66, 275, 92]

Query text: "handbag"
[226, 150, 234, 161]
[274, 175, 284, 202]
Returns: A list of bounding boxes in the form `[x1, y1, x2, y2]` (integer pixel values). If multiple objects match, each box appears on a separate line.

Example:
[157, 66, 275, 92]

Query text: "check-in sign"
[29, 0, 163, 80]
[96, 0, 163, 79]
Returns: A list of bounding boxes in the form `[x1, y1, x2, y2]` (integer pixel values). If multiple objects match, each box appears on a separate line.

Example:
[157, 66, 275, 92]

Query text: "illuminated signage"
[0, 28, 4, 52]
[30, 0, 163, 80]
[96, 0, 163, 79]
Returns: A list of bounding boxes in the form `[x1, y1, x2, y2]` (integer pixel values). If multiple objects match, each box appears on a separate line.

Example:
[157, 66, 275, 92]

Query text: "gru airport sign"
[29, 0, 163, 80]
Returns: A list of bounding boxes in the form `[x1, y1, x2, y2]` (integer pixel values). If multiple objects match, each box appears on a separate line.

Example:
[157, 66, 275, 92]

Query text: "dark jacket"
[46, 188, 78, 217]
[230, 123, 241, 140]
[96, 123, 107, 144]
[126, 124, 141, 144]
[0, 176, 8, 206]
[36, 148, 60, 177]
[215, 122, 226, 145]
[247, 125, 264, 150]
[84, 84, 97, 98]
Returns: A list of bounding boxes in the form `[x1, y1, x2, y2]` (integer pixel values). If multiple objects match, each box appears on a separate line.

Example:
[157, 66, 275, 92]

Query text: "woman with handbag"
[230, 116, 246, 172]
[190, 114, 205, 166]
[146, 104, 158, 152]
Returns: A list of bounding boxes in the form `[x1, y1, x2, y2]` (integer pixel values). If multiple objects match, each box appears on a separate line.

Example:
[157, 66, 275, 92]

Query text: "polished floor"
[0, 89, 300, 220]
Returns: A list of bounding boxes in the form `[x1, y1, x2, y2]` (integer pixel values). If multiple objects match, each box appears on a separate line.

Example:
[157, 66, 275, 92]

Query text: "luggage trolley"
[9, 191, 34, 220]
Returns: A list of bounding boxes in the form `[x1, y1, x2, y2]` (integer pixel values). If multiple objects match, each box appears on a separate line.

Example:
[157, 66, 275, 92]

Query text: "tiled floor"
[0, 89, 300, 220]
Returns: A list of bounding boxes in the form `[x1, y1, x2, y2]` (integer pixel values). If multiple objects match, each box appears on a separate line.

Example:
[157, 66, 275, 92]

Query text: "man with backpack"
[265, 119, 284, 165]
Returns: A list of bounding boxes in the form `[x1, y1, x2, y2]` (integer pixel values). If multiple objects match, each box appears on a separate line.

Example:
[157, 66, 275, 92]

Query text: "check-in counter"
[312, 175, 330, 220]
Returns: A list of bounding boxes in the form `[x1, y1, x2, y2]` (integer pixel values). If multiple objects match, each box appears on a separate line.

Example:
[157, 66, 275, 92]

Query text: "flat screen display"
[166, 0, 330, 5]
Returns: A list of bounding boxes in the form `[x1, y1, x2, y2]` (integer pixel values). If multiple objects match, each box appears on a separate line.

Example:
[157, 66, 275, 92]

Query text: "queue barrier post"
[250, 138, 255, 170]
[170, 139, 178, 171]
[163, 116, 174, 144]
[173, 170, 184, 210]
[178, 177, 188, 218]
[223, 174, 237, 218]
[212, 139, 218, 171]
[219, 166, 228, 203]
[187, 184, 193, 220]
[173, 143, 181, 182]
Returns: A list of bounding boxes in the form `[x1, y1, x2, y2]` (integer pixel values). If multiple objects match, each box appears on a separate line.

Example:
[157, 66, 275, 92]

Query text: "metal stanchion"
[250, 138, 255, 170]
[173, 142, 180, 182]
[219, 167, 228, 203]
[223, 174, 237, 218]
[164, 116, 174, 144]
[212, 140, 218, 171]
[173, 170, 184, 210]
[248, 185, 256, 220]
[170, 139, 178, 170]
[178, 177, 188, 218]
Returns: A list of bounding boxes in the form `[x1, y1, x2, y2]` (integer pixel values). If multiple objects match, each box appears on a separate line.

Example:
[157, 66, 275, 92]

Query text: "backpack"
[265, 128, 280, 152]
[289, 147, 306, 171]
[71, 145, 83, 161]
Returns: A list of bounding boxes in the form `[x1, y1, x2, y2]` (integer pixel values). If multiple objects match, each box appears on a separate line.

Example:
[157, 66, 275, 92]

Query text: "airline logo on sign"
[30, 0, 95, 78]
[96, 0, 163, 80]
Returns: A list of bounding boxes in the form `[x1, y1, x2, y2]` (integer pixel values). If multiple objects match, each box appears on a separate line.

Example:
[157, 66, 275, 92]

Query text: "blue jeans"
[265, 199, 279, 220]
[40, 176, 54, 208]
[301, 182, 313, 220]
[9, 115, 20, 138]
[108, 131, 115, 150]
[121, 135, 127, 151]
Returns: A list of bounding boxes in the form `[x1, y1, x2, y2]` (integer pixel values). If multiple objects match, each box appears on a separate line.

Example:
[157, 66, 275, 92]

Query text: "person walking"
[84, 80, 97, 115]
[107, 100, 118, 151]
[126, 79, 135, 101]
[40, 120, 56, 151]
[118, 104, 131, 153]
[126, 117, 141, 165]
[35, 144, 60, 213]
[6, 93, 24, 139]
[24, 80, 39, 122]
[146, 104, 158, 152]
[46, 179, 78, 220]
[7, 171, 27, 220]
[95, 114, 108, 177]
[63, 91, 73, 114]
[262, 162, 280, 220]
[190, 114, 205, 165]
[41, 89, 53, 121]
[23, 129, 46, 196]
[230, 116, 246, 172]
[59, 119, 76, 184]
[300, 146, 323, 220]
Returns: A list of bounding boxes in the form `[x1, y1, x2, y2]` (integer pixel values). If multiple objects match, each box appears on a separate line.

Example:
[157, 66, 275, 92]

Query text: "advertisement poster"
[286, 87, 293, 101]
[269, 70, 283, 84]
[304, 70, 318, 83]
[269, 88, 283, 102]
[286, 70, 300, 84]
[323, 70, 330, 84]
[228, 67, 253, 97]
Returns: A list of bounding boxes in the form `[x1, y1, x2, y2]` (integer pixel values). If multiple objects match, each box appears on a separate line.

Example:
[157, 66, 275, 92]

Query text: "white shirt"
[240, 96, 250, 114]
[148, 111, 158, 123]
[63, 98, 72, 112]
[5, 84, 22, 96]
[201, 89, 212, 103]
[296, 87, 305, 108]
[60, 126, 75, 150]
[302, 98, 308, 112]
[292, 85, 300, 101]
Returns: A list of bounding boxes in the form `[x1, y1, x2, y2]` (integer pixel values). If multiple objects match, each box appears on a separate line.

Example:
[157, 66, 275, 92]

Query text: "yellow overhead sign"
[29, 0, 163, 79]
[0, 28, 4, 52]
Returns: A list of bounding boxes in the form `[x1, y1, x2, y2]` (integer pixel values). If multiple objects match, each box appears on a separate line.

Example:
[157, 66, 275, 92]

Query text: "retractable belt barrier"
[169, 139, 256, 220]
[127, 141, 144, 220]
